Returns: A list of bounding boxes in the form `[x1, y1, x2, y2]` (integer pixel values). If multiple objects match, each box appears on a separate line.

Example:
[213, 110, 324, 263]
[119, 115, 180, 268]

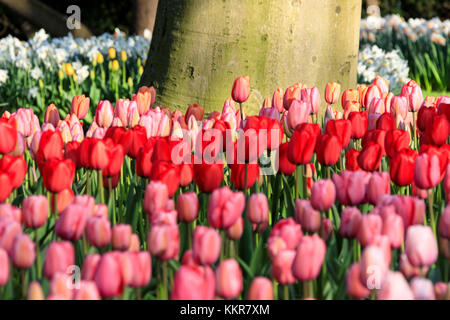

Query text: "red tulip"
[348, 111, 368, 139]
[345, 148, 361, 171]
[171, 265, 215, 300]
[417, 106, 437, 132]
[193, 158, 223, 193]
[437, 96, 450, 123]
[376, 112, 396, 131]
[185, 104, 204, 122]
[135, 138, 156, 178]
[36, 130, 64, 167]
[230, 162, 260, 190]
[287, 123, 320, 164]
[0, 154, 26, 189]
[43, 241, 74, 279]
[326, 119, 352, 148]
[424, 114, 449, 146]
[207, 186, 245, 229]
[316, 134, 342, 166]
[120, 125, 148, 159]
[192, 226, 221, 265]
[389, 148, 417, 186]
[357, 142, 383, 171]
[0, 117, 17, 155]
[150, 160, 180, 197]
[292, 234, 326, 281]
[384, 129, 410, 158]
[362, 129, 386, 157]
[42, 158, 75, 193]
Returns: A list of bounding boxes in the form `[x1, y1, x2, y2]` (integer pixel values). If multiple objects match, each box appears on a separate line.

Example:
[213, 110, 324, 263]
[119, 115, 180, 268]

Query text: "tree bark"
[134, 0, 159, 36]
[0, 0, 93, 38]
[140, 0, 362, 115]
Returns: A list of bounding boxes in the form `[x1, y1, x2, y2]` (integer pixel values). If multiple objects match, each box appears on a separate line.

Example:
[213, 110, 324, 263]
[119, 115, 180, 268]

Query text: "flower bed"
[0, 71, 449, 300]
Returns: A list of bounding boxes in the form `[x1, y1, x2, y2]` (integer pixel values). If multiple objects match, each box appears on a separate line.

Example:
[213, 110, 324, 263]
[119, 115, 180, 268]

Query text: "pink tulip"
[73, 281, 101, 300]
[86, 216, 111, 248]
[11, 233, 35, 268]
[357, 214, 382, 247]
[339, 207, 362, 238]
[377, 271, 414, 300]
[143, 181, 169, 219]
[310, 179, 336, 211]
[247, 193, 269, 225]
[42, 241, 74, 281]
[177, 192, 199, 223]
[128, 251, 152, 288]
[294, 199, 321, 233]
[364, 84, 381, 108]
[267, 236, 288, 260]
[81, 254, 101, 281]
[0, 220, 22, 255]
[346, 263, 370, 299]
[332, 171, 367, 206]
[286, 99, 309, 130]
[269, 218, 303, 250]
[367, 172, 390, 205]
[325, 82, 341, 105]
[22, 195, 48, 229]
[94, 252, 125, 298]
[95, 100, 114, 127]
[381, 212, 404, 249]
[379, 195, 425, 230]
[410, 277, 435, 300]
[73, 195, 96, 216]
[373, 76, 389, 95]
[0, 203, 22, 223]
[0, 248, 9, 285]
[440, 205, 450, 239]
[301, 87, 321, 115]
[215, 259, 243, 299]
[405, 225, 438, 267]
[171, 265, 215, 300]
[226, 217, 244, 240]
[192, 226, 221, 265]
[390, 96, 408, 120]
[207, 187, 245, 229]
[231, 76, 250, 103]
[27, 281, 44, 300]
[402, 84, 423, 112]
[272, 249, 296, 285]
[359, 246, 388, 289]
[414, 153, 441, 190]
[55, 204, 88, 241]
[147, 221, 179, 261]
[399, 253, 426, 279]
[292, 234, 326, 281]
[112, 224, 132, 251]
[369, 234, 392, 266]
[248, 277, 274, 300]
[434, 282, 448, 300]
[129, 234, 140, 252]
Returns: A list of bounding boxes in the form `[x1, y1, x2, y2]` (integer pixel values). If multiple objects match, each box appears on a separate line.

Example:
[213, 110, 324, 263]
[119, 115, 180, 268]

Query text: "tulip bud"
[292, 234, 326, 281]
[215, 259, 243, 299]
[346, 263, 370, 299]
[310, 179, 336, 211]
[248, 277, 274, 300]
[11, 234, 35, 268]
[192, 226, 221, 265]
[86, 216, 111, 248]
[43, 241, 75, 280]
[177, 192, 199, 223]
[226, 217, 244, 240]
[0, 248, 9, 286]
[231, 76, 250, 103]
[272, 249, 296, 285]
[22, 195, 48, 228]
[376, 271, 414, 300]
[325, 82, 341, 104]
[27, 281, 44, 300]
[405, 225, 438, 267]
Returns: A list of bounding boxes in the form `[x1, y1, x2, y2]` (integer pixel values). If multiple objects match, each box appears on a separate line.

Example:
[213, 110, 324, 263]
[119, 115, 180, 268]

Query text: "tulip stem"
[244, 162, 249, 198]
[283, 285, 289, 300]
[135, 288, 141, 300]
[272, 279, 278, 300]
[303, 280, 313, 299]
[108, 178, 116, 225]
[34, 230, 41, 279]
[295, 165, 301, 200]
[162, 261, 168, 300]
[186, 222, 192, 249]
[97, 170, 104, 204]
[427, 188, 436, 237]
[21, 270, 26, 299]
[86, 170, 91, 196]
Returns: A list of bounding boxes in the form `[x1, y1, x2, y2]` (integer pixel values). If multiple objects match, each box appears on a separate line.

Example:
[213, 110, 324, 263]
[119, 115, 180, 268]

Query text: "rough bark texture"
[0, 0, 93, 38]
[140, 0, 362, 115]
[134, 0, 159, 35]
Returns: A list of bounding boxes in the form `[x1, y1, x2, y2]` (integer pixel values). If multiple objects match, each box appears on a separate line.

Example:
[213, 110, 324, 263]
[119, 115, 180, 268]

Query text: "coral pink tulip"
[292, 234, 326, 281]
[215, 259, 243, 299]
[171, 265, 215, 300]
[192, 226, 221, 265]
[310, 179, 336, 211]
[22, 195, 48, 229]
[207, 187, 245, 229]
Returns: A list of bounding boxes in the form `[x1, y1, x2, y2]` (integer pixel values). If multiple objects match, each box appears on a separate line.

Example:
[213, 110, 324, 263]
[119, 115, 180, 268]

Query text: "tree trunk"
[140, 0, 362, 115]
[133, 0, 159, 36]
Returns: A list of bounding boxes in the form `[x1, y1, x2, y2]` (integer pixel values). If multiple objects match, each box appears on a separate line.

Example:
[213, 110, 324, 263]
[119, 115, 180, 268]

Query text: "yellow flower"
[97, 53, 104, 64]
[112, 60, 119, 71]
[120, 50, 127, 62]
[138, 65, 144, 76]
[108, 47, 116, 59]
[64, 63, 74, 76]
[127, 77, 133, 88]
[90, 69, 95, 80]
[58, 69, 64, 80]
[73, 74, 78, 82]
[92, 58, 97, 67]
[38, 79, 44, 89]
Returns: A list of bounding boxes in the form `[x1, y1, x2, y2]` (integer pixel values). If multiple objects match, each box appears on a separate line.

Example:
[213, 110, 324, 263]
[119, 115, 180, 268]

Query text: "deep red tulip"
[64, 141, 81, 169]
[230, 162, 260, 190]
[0, 117, 17, 154]
[193, 158, 223, 193]
[348, 111, 368, 139]
[358, 142, 383, 171]
[0, 154, 26, 189]
[42, 158, 75, 193]
[316, 134, 342, 166]
[120, 125, 148, 159]
[185, 104, 204, 122]
[376, 112, 396, 131]
[287, 123, 320, 165]
[345, 148, 361, 171]
[424, 114, 449, 146]
[389, 148, 417, 186]
[102, 139, 124, 177]
[362, 129, 386, 157]
[417, 106, 437, 132]
[278, 142, 296, 175]
[36, 130, 64, 168]
[326, 119, 352, 148]
[150, 160, 180, 197]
